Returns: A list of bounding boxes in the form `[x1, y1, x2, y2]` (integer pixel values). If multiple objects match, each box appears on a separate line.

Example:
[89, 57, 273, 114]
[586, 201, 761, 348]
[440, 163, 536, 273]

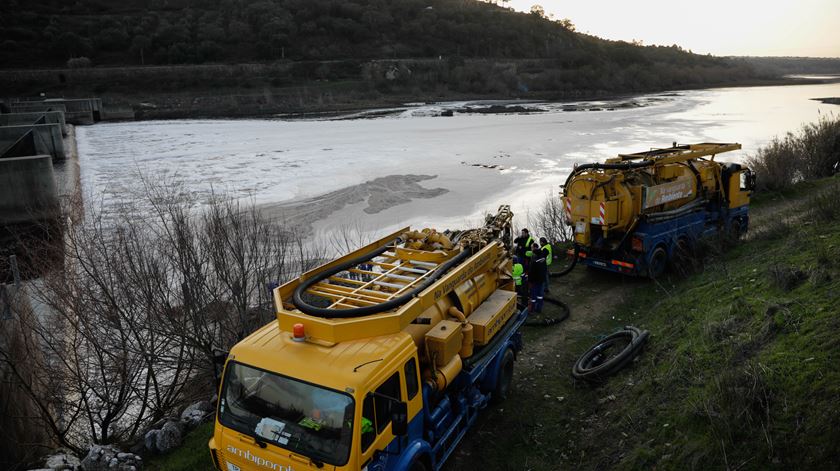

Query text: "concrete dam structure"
[0, 123, 65, 160]
[0, 111, 66, 134]
[7, 97, 102, 125]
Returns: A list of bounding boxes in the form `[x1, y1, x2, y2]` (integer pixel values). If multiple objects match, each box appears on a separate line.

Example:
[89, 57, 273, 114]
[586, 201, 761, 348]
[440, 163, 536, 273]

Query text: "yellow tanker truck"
[209, 206, 530, 471]
[562, 143, 755, 278]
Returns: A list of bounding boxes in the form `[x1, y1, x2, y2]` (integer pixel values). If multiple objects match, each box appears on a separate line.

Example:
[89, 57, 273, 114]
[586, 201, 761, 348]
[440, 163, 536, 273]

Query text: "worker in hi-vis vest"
[540, 237, 553, 291]
[512, 256, 526, 305]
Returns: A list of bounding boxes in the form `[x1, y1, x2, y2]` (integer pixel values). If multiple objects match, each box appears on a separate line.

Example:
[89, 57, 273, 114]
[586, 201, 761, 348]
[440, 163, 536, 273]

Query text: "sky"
[508, 0, 840, 57]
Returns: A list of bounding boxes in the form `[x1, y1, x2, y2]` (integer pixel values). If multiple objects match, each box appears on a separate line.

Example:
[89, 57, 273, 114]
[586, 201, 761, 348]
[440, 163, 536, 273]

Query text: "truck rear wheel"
[491, 348, 515, 404]
[409, 458, 428, 471]
[671, 237, 695, 275]
[648, 246, 667, 279]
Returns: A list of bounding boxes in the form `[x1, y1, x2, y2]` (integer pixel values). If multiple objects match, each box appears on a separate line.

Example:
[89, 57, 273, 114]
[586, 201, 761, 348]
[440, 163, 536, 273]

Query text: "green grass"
[447, 178, 840, 470]
[144, 422, 215, 471]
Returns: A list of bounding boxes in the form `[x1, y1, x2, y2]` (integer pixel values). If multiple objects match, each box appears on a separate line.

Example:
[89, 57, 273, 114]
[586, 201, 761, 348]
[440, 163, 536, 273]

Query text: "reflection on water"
[76, 82, 840, 234]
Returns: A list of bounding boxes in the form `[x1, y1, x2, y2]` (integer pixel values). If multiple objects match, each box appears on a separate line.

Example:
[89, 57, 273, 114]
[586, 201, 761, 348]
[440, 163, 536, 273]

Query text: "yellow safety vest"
[512, 263, 524, 285]
[542, 243, 553, 265]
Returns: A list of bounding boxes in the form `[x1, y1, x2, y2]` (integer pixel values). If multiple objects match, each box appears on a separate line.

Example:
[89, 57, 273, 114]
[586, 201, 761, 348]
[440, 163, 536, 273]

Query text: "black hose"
[524, 296, 570, 326]
[563, 160, 655, 188]
[292, 242, 471, 318]
[549, 244, 579, 278]
[572, 326, 650, 383]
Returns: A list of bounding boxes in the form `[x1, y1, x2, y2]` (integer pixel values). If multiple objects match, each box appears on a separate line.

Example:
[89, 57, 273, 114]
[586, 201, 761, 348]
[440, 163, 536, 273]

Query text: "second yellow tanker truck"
[562, 143, 755, 278]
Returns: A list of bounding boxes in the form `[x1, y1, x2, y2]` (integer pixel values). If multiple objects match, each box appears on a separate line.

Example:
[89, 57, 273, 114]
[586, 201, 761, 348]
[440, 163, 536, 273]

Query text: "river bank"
[1, 60, 830, 121]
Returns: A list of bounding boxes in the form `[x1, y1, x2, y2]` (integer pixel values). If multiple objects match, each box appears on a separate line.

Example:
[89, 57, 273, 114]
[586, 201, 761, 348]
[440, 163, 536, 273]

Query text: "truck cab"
[210, 326, 422, 471]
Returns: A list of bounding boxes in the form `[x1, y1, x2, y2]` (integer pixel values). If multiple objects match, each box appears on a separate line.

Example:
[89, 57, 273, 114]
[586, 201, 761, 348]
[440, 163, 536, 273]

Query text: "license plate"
[575, 222, 586, 234]
[227, 463, 241, 471]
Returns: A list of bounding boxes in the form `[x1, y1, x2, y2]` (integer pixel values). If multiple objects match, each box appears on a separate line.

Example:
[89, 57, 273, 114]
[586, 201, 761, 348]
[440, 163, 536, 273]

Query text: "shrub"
[746, 116, 840, 191]
[807, 183, 840, 222]
[66, 56, 92, 69]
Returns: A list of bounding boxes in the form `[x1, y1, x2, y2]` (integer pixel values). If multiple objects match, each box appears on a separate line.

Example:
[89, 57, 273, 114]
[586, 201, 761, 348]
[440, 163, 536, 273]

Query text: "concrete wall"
[0, 155, 59, 226]
[43, 98, 100, 123]
[0, 124, 65, 160]
[9, 103, 67, 115]
[0, 111, 66, 135]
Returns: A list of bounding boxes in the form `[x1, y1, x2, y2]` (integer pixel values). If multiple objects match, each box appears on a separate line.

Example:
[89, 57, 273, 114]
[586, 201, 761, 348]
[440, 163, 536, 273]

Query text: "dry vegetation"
[0, 181, 330, 467]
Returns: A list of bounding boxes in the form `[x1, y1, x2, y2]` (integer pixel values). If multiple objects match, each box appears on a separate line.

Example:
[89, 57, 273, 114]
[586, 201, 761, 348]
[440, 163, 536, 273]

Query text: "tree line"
[1, 0, 752, 76]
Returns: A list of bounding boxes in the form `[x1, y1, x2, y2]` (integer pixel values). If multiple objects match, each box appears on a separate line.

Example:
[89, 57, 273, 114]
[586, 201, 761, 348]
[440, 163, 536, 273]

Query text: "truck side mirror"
[390, 402, 408, 436]
[212, 350, 229, 382]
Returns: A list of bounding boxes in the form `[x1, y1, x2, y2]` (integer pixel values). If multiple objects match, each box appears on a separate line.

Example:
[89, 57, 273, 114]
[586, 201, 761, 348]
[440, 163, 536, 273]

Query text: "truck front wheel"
[491, 348, 515, 404]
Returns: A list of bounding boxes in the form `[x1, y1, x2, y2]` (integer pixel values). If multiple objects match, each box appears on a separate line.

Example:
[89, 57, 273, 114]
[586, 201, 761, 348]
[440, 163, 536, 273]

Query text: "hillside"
[0, 0, 774, 116]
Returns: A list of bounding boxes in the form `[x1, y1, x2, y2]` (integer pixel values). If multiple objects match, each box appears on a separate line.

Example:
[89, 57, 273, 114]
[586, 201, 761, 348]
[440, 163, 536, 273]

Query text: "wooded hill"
[1, 0, 764, 95]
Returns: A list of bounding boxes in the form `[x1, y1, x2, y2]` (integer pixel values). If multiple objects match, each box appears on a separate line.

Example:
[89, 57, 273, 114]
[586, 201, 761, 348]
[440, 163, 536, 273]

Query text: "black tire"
[647, 246, 667, 279]
[671, 237, 694, 275]
[409, 458, 428, 471]
[728, 220, 742, 245]
[721, 219, 741, 251]
[491, 348, 515, 404]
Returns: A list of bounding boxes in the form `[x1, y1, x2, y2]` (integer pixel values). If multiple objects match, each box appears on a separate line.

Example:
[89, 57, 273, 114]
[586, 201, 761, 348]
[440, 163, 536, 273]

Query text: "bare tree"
[527, 190, 572, 245]
[0, 176, 331, 459]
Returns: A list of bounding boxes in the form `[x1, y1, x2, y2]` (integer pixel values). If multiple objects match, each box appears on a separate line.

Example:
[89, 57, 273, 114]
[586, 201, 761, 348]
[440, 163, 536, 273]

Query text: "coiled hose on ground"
[572, 326, 650, 383]
[524, 297, 570, 327]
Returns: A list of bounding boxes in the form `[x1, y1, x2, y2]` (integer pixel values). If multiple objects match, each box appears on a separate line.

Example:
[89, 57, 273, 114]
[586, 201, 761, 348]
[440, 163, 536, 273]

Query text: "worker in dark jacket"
[528, 242, 548, 313]
[514, 229, 533, 266]
[539, 237, 553, 291]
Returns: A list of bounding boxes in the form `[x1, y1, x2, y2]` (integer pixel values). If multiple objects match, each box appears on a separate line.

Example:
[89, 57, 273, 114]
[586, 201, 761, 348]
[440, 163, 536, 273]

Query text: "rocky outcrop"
[144, 420, 183, 454]
[180, 400, 213, 428]
[80, 445, 142, 471]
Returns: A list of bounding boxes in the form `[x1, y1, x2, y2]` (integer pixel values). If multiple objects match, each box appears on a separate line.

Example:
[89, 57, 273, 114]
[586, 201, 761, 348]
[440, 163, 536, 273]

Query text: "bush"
[747, 116, 840, 191]
[66, 56, 92, 69]
[808, 183, 840, 222]
[746, 134, 802, 191]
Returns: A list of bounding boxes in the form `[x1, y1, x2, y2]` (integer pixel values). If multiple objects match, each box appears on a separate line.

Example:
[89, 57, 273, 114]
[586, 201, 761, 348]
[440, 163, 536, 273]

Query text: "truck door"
[359, 357, 424, 470]
[360, 372, 403, 468]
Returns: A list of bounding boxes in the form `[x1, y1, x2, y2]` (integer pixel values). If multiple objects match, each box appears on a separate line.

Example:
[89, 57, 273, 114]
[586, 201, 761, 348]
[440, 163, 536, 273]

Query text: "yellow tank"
[563, 143, 743, 246]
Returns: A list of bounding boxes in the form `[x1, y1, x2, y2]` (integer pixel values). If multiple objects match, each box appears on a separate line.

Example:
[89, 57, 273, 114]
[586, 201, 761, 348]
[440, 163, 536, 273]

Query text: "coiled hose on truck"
[572, 326, 650, 383]
[292, 239, 471, 318]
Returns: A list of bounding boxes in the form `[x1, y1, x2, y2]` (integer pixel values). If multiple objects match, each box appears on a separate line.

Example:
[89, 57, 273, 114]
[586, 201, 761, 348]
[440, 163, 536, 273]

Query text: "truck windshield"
[219, 361, 354, 466]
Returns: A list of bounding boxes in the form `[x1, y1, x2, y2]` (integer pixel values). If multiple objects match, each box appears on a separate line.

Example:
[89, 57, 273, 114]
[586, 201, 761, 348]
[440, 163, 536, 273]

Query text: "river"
[75, 81, 840, 237]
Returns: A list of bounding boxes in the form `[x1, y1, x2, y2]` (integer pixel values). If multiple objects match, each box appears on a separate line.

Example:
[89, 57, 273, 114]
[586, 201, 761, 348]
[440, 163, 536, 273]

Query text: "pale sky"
[508, 0, 840, 57]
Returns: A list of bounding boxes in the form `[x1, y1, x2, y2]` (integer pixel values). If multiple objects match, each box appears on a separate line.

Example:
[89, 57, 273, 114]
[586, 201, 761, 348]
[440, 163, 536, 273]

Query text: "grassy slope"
[145, 422, 214, 471]
[149, 177, 840, 470]
[450, 177, 840, 470]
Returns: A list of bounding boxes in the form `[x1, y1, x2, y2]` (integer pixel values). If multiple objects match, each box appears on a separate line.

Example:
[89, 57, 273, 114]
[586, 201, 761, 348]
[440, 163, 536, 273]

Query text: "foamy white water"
[76, 82, 840, 235]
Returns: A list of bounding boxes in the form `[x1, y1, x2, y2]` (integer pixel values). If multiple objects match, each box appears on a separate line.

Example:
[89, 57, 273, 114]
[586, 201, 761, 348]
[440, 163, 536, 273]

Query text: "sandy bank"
[260, 174, 448, 233]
